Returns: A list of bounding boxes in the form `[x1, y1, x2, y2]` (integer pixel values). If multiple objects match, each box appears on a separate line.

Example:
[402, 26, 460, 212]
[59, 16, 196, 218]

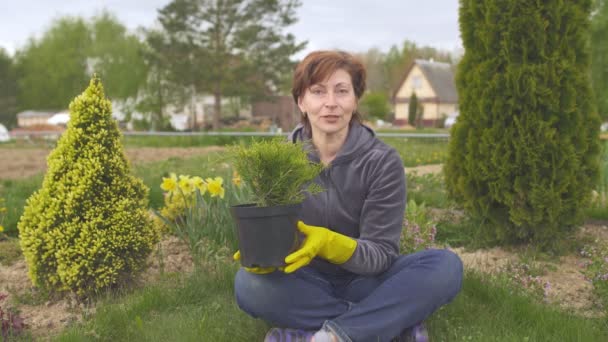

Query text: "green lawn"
[54, 260, 607, 342]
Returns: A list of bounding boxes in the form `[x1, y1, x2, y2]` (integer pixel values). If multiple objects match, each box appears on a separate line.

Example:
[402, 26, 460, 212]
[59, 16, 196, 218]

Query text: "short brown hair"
[291, 50, 366, 129]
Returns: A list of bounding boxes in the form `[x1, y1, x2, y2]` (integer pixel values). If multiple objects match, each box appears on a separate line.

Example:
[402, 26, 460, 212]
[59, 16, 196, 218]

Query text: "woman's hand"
[233, 250, 277, 274]
[283, 221, 357, 273]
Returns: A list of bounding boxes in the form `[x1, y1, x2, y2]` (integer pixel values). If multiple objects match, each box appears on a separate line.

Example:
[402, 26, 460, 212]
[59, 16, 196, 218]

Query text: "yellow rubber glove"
[233, 250, 277, 274]
[283, 221, 358, 274]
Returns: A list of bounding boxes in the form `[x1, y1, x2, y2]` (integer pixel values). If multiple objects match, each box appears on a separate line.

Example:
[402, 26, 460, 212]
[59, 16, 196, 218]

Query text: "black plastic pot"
[231, 203, 301, 268]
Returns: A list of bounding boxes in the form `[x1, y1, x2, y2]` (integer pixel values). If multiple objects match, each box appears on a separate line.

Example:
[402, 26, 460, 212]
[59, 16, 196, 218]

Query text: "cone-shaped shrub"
[445, 0, 601, 248]
[408, 92, 418, 126]
[18, 76, 158, 297]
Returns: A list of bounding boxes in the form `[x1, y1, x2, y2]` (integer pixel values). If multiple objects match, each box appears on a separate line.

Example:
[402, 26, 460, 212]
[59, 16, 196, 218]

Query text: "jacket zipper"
[325, 166, 331, 229]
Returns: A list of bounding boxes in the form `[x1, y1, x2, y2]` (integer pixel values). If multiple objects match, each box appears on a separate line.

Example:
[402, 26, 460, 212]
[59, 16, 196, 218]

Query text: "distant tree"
[155, 0, 305, 130]
[15, 14, 148, 111]
[0, 49, 18, 127]
[445, 0, 600, 250]
[87, 11, 148, 101]
[136, 29, 182, 131]
[408, 92, 418, 126]
[416, 104, 425, 129]
[357, 48, 386, 93]
[15, 17, 91, 110]
[591, 0, 608, 119]
[360, 91, 390, 121]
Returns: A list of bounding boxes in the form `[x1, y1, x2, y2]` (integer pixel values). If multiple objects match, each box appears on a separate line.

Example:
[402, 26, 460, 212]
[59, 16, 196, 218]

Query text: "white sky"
[0, 0, 462, 58]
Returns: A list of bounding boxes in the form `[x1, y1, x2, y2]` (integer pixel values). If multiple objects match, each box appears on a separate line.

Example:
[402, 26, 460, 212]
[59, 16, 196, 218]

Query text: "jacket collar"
[288, 121, 376, 165]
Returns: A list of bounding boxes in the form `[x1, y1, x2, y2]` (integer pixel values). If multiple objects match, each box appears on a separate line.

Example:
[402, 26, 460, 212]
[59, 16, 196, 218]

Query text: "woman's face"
[298, 69, 357, 137]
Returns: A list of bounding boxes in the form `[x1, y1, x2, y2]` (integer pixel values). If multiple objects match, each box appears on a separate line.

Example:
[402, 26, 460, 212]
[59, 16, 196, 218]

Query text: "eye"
[311, 88, 324, 95]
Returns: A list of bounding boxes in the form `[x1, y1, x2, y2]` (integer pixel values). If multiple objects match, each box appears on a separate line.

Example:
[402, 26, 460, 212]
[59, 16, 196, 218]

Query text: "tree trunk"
[189, 85, 197, 131]
[213, 85, 221, 130]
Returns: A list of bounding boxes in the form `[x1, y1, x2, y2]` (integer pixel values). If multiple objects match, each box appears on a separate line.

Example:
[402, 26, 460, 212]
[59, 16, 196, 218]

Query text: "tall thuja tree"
[591, 0, 608, 119]
[0, 48, 17, 127]
[408, 92, 418, 126]
[445, 0, 601, 249]
[18, 76, 158, 297]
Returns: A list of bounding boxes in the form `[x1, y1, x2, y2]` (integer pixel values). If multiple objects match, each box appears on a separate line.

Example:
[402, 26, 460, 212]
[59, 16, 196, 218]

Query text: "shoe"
[264, 327, 316, 342]
[393, 323, 429, 342]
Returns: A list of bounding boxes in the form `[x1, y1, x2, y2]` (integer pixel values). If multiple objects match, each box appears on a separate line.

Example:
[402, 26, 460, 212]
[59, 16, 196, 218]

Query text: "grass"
[1, 176, 44, 236]
[427, 271, 608, 341]
[0, 237, 22, 265]
[122, 134, 261, 148]
[382, 137, 448, 167]
[407, 171, 451, 209]
[55, 261, 269, 342]
[53, 262, 608, 342]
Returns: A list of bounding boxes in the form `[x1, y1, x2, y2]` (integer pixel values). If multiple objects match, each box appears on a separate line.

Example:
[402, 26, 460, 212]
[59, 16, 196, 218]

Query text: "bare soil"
[0, 236, 195, 339]
[405, 163, 443, 176]
[0, 146, 226, 180]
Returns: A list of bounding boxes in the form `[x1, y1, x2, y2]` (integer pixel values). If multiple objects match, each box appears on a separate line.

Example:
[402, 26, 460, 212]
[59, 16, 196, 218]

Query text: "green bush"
[18, 76, 159, 297]
[360, 91, 390, 121]
[445, 0, 601, 249]
[230, 138, 323, 206]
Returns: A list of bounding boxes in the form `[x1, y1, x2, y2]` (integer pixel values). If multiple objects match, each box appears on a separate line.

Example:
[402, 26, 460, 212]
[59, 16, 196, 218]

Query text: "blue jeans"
[234, 249, 463, 342]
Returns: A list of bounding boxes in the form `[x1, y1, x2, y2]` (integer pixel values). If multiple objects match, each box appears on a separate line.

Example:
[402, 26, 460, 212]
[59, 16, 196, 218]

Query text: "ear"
[297, 96, 305, 113]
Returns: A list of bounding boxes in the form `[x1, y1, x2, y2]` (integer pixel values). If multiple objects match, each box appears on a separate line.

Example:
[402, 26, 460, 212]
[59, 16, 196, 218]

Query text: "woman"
[234, 50, 463, 342]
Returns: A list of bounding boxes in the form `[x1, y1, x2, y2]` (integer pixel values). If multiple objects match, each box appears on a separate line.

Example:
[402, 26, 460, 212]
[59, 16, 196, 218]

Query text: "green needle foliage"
[231, 138, 324, 207]
[408, 92, 418, 126]
[18, 75, 159, 297]
[445, 0, 601, 249]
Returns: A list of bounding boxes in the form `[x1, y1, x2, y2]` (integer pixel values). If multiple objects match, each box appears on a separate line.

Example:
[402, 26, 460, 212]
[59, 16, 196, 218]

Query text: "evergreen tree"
[0, 48, 17, 127]
[591, 0, 608, 119]
[445, 0, 601, 249]
[155, 0, 305, 130]
[18, 76, 158, 297]
[408, 92, 418, 126]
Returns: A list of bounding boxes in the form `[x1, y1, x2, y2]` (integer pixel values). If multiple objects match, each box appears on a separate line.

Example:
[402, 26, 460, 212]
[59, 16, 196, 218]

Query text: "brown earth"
[405, 163, 443, 176]
[0, 236, 195, 339]
[0, 146, 226, 180]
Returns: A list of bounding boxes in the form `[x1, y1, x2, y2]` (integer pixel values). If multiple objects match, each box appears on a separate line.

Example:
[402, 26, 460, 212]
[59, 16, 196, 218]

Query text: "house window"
[412, 75, 422, 90]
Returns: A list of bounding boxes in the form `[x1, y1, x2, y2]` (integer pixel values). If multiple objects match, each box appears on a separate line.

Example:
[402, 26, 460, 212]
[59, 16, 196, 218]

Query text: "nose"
[325, 91, 338, 108]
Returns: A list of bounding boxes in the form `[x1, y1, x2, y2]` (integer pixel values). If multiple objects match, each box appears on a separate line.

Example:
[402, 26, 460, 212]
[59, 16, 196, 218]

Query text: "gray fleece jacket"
[289, 121, 407, 276]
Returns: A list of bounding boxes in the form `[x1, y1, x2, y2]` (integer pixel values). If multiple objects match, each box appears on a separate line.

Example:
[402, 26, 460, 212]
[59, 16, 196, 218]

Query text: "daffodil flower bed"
[155, 171, 246, 263]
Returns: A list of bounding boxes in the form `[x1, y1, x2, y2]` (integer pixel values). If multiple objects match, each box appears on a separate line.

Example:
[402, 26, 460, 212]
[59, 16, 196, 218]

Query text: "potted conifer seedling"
[230, 138, 324, 268]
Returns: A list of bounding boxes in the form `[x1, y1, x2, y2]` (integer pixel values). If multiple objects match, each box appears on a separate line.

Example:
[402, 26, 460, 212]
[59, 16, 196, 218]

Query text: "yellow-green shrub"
[17, 76, 159, 297]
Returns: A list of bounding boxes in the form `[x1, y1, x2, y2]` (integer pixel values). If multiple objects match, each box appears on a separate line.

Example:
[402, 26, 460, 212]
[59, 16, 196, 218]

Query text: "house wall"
[394, 65, 437, 121]
[18, 116, 52, 127]
[251, 96, 299, 130]
[436, 103, 457, 119]
[395, 65, 436, 99]
[394, 102, 457, 126]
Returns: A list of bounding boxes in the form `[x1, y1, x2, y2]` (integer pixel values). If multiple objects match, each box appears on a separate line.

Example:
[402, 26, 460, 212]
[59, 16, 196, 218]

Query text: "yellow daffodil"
[178, 175, 194, 194]
[232, 170, 242, 187]
[206, 177, 225, 199]
[191, 176, 207, 194]
[0, 225, 4, 233]
[161, 173, 178, 192]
